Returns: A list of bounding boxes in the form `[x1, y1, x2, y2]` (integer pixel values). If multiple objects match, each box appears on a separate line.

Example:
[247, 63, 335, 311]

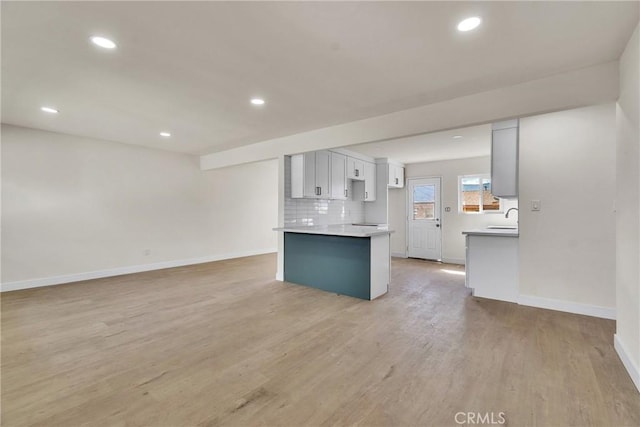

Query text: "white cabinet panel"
[290, 151, 331, 199]
[370, 234, 390, 299]
[347, 157, 365, 180]
[491, 120, 518, 198]
[303, 152, 317, 198]
[387, 165, 396, 187]
[363, 161, 376, 201]
[396, 165, 404, 188]
[465, 234, 518, 303]
[388, 164, 405, 188]
[291, 154, 304, 198]
[330, 152, 348, 200]
[315, 150, 331, 198]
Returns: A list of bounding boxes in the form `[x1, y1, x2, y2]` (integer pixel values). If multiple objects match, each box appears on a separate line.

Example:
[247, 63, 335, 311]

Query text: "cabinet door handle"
[315, 186, 320, 196]
[355, 169, 359, 177]
[395, 178, 399, 185]
[344, 189, 348, 197]
[365, 191, 368, 199]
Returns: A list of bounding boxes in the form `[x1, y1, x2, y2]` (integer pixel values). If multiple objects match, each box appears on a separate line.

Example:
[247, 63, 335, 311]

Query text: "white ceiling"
[348, 124, 491, 165]
[2, 2, 638, 156]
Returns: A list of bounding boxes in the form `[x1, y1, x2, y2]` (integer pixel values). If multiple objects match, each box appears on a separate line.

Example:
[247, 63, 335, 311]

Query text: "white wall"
[1, 125, 278, 290]
[389, 156, 518, 263]
[205, 161, 278, 255]
[518, 103, 616, 311]
[615, 22, 640, 391]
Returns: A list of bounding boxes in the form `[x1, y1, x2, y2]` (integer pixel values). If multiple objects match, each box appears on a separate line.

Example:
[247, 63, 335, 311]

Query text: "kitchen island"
[273, 224, 393, 300]
[463, 228, 519, 303]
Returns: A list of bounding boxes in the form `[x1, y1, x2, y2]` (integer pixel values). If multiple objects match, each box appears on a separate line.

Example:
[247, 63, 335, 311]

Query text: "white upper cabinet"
[388, 163, 405, 188]
[291, 151, 331, 199]
[290, 154, 305, 198]
[330, 152, 348, 200]
[302, 151, 316, 197]
[291, 150, 377, 201]
[363, 161, 376, 201]
[491, 120, 519, 198]
[315, 150, 331, 198]
[347, 156, 365, 180]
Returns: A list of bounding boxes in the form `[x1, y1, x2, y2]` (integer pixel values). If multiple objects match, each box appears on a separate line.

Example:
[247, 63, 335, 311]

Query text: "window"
[459, 174, 502, 213]
[413, 184, 435, 219]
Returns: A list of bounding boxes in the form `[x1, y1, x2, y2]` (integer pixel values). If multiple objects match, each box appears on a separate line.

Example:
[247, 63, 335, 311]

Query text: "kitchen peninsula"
[274, 224, 393, 300]
[463, 228, 519, 302]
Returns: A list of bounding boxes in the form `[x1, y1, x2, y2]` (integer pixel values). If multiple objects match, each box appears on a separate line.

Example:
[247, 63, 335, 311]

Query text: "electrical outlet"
[144, 249, 151, 256]
[531, 200, 541, 211]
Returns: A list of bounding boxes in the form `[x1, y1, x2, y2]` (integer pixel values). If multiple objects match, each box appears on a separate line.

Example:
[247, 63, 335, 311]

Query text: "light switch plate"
[531, 200, 541, 211]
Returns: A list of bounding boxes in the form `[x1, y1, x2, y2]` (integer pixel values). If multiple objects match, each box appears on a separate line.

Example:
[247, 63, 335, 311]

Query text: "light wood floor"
[2, 254, 639, 426]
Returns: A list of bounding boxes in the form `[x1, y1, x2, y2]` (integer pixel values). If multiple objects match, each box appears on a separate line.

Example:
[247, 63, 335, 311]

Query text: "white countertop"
[274, 224, 394, 237]
[462, 228, 519, 237]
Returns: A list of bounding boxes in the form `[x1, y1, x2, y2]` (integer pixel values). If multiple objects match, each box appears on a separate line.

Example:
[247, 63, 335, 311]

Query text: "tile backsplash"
[284, 156, 364, 226]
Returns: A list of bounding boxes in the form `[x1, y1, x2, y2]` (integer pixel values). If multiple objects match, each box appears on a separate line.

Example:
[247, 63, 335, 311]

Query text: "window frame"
[458, 174, 504, 214]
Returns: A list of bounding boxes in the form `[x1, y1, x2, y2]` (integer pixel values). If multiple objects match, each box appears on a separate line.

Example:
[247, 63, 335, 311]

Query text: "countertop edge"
[462, 230, 519, 237]
[273, 226, 394, 238]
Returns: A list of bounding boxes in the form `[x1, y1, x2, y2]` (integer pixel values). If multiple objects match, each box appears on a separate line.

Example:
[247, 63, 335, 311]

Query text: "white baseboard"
[1, 248, 277, 292]
[391, 252, 408, 258]
[614, 334, 640, 393]
[518, 294, 616, 320]
[442, 257, 465, 265]
[392, 254, 465, 264]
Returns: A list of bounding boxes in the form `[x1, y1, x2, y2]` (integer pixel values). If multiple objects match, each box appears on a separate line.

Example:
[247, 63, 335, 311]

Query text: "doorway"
[407, 177, 442, 261]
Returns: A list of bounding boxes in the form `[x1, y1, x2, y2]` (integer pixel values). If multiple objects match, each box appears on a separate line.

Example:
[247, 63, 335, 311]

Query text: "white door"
[407, 177, 442, 260]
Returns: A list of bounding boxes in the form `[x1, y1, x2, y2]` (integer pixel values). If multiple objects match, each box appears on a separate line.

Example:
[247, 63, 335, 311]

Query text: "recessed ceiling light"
[250, 98, 266, 106]
[452, 135, 463, 139]
[457, 17, 481, 32]
[41, 106, 59, 114]
[90, 36, 117, 49]
[160, 132, 171, 137]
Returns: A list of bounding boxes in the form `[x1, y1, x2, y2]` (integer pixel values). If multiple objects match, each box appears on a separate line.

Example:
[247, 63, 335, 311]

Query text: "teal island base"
[283, 231, 390, 300]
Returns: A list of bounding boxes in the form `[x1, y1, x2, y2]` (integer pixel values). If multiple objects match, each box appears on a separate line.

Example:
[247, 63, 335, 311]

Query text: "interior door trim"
[405, 176, 443, 261]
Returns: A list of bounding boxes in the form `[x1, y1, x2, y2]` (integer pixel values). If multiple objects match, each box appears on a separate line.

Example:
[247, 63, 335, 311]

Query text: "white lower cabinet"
[465, 233, 518, 303]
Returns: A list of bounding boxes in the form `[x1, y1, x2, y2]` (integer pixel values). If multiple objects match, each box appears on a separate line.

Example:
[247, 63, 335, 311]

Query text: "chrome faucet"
[505, 207, 519, 218]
